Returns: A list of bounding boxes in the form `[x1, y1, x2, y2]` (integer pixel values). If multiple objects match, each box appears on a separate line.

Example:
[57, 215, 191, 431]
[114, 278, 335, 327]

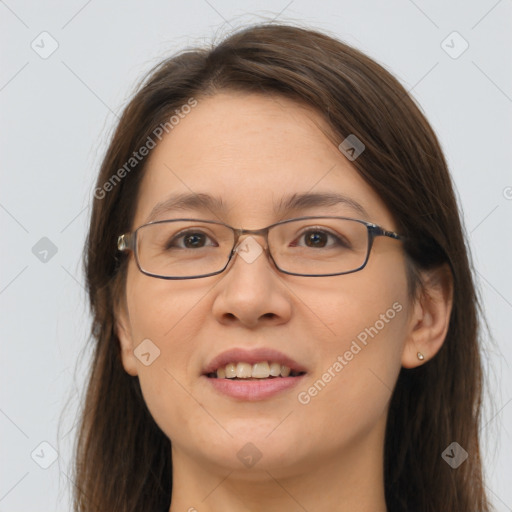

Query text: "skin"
[116, 92, 453, 512]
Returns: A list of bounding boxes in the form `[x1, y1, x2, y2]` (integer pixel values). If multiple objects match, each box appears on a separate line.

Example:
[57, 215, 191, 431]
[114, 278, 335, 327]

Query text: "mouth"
[202, 347, 308, 381]
[202, 350, 308, 401]
[205, 361, 307, 380]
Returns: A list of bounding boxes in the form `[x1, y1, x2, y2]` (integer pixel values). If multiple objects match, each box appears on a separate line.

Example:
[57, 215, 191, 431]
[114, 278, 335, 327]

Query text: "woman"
[74, 23, 493, 511]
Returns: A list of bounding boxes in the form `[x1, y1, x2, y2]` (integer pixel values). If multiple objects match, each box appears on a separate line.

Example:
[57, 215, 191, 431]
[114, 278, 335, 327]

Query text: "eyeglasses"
[117, 216, 404, 280]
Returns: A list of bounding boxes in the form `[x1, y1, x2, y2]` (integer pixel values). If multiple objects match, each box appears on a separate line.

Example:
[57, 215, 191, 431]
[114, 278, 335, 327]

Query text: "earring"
[417, 352, 425, 361]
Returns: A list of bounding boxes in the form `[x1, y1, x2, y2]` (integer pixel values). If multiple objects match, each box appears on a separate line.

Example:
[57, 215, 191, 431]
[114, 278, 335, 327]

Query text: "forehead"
[132, 92, 393, 229]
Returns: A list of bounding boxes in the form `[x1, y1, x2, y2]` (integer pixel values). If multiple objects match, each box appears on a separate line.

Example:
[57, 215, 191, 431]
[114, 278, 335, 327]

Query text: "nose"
[211, 235, 292, 329]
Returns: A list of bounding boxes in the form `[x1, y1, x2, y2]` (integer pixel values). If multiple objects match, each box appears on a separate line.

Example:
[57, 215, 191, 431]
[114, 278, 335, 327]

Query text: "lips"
[202, 347, 308, 376]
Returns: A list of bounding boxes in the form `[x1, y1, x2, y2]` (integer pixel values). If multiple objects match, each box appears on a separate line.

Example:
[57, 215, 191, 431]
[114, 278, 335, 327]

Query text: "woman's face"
[117, 92, 414, 477]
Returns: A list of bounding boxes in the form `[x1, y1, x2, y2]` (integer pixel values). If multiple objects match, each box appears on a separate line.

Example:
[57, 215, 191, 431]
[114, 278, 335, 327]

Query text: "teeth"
[225, 363, 237, 378]
[214, 361, 301, 379]
[252, 362, 270, 378]
[269, 362, 281, 377]
[236, 362, 252, 378]
[280, 365, 291, 377]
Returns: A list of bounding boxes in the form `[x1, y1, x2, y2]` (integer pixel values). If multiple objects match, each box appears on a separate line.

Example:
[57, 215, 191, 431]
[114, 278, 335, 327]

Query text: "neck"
[168, 414, 388, 512]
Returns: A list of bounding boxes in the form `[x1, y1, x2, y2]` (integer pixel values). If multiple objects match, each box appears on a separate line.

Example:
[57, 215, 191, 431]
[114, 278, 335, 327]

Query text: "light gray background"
[1, 1, 511, 510]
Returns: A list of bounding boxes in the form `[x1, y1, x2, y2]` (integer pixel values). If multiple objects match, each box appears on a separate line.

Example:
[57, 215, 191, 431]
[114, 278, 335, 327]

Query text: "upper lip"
[202, 347, 308, 375]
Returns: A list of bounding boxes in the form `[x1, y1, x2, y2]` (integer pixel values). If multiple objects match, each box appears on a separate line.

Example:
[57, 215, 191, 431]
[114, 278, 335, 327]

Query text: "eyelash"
[291, 228, 349, 248]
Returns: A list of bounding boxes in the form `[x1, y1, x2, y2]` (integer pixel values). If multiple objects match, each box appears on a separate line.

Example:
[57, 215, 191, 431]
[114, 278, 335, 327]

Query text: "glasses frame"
[117, 216, 404, 280]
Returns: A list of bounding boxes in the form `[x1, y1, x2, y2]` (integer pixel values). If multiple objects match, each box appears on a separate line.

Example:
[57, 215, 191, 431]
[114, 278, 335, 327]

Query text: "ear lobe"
[114, 301, 139, 377]
[402, 263, 453, 369]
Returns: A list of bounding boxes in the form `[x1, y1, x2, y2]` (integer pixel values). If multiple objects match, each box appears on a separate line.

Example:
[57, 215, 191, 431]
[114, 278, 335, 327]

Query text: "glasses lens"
[136, 220, 234, 278]
[269, 218, 369, 275]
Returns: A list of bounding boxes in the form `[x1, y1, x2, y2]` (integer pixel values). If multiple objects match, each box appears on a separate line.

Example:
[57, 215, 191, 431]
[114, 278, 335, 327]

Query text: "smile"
[206, 361, 306, 379]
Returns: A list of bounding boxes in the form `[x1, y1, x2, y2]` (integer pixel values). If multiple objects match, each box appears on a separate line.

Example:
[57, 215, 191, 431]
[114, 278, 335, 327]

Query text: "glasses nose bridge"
[232, 226, 271, 251]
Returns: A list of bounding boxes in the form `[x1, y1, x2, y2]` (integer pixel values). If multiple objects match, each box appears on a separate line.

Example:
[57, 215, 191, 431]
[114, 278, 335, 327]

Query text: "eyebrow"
[144, 191, 370, 224]
[277, 191, 369, 219]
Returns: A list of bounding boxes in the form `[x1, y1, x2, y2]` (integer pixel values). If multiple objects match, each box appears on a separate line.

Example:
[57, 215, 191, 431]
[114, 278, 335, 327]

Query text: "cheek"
[125, 262, 208, 349]
[293, 262, 409, 432]
[291, 250, 409, 355]
[123, 267, 208, 419]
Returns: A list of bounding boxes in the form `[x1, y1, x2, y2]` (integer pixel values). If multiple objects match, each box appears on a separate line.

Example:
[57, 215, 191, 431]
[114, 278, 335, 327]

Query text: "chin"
[192, 425, 302, 468]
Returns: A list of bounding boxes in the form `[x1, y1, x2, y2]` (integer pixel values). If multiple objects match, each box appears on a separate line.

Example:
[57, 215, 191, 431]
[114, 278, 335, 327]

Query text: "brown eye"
[304, 231, 329, 248]
[291, 228, 350, 249]
[166, 231, 215, 249]
[182, 233, 207, 248]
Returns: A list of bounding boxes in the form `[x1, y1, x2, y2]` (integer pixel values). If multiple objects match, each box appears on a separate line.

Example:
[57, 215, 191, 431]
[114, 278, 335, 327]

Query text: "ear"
[114, 296, 139, 377]
[402, 263, 453, 368]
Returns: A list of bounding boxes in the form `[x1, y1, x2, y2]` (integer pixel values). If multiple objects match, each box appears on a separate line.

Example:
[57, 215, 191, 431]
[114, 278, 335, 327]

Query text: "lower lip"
[203, 375, 306, 401]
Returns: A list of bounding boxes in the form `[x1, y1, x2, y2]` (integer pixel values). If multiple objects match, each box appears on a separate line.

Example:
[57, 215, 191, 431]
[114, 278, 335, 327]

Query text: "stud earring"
[417, 352, 425, 361]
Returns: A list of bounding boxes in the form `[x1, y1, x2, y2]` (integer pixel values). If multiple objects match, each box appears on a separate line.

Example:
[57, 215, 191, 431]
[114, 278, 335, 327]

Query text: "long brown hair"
[73, 22, 493, 511]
